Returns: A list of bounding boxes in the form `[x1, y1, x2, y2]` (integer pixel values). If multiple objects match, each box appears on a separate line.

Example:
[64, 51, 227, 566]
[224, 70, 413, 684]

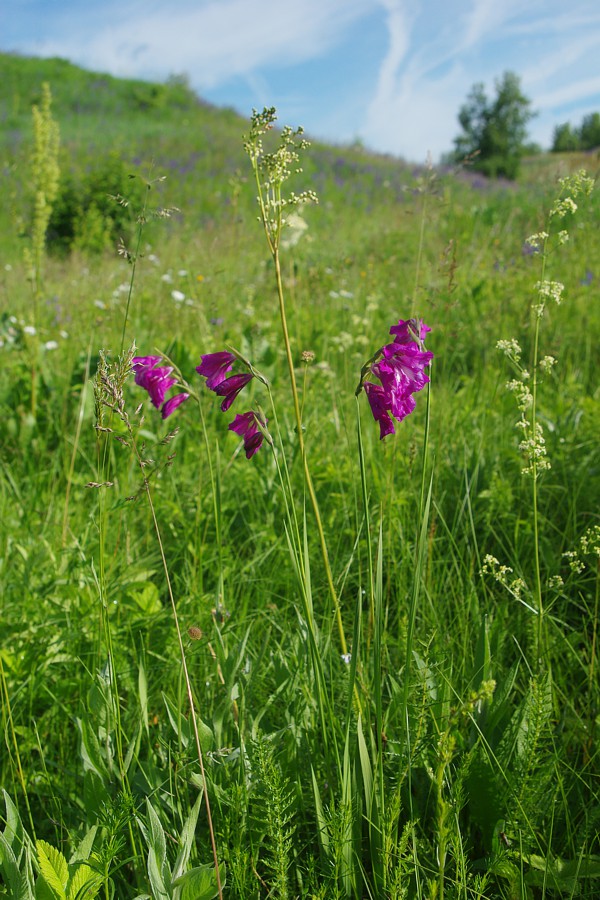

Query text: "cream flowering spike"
[491, 169, 595, 668]
[498, 169, 595, 478]
[243, 108, 350, 660]
[244, 107, 318, 254]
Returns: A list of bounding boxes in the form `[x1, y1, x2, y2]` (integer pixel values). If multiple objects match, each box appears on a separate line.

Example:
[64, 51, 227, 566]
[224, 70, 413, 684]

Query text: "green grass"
[1, 52, 599, 899]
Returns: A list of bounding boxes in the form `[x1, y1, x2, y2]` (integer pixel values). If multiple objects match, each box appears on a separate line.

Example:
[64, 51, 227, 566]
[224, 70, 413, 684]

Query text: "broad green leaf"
[172, 791, 204, 881]
[310, 766, 330, 857]
[0, 831, 26, 897]
[66, 863, 102, 900]
[139, 659, 149, 736]
[69, 826, 98, 866]
[356, 716, 373, 823]
[130, 582, 162, 615]
[2, 790, 25, 856]
[145, 800, 170, 899]
[172, 863, 225, 900]
[75, 719, 109, 781]
[35, 841, 68, 899]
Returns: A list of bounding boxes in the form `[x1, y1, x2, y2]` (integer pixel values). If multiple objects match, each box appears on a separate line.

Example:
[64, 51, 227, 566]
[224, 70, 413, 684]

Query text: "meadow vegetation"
[1, 52, 599, 898]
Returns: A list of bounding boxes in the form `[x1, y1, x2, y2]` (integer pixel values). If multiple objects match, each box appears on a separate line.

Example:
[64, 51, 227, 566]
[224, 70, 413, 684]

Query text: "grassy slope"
[1, 52, 599, 898]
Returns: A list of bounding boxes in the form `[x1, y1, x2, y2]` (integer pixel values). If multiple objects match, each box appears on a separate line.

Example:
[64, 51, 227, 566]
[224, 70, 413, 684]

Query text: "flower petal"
[196, 351, 236, 390]
[215, 373, 253, 412]
[161, 393, 190, 419]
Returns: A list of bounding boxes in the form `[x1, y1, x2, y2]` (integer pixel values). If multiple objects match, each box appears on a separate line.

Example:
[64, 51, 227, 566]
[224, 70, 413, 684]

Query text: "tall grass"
[1, 59, 599, 898]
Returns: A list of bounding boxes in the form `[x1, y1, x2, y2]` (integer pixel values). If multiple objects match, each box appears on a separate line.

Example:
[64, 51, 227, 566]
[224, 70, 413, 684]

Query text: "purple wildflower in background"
[229, 411, 268, 458]
[196, 351, 236, 389]
[132, 356, 189, 418]
[360, 317, 433, 439]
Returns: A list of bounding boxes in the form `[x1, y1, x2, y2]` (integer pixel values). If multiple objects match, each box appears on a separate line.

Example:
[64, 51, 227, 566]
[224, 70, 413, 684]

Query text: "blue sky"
[5, 0, 600, 161]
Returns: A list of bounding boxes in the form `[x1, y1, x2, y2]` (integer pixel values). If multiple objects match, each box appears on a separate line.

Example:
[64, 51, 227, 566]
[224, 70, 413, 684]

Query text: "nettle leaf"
[35, 841, 68, 899]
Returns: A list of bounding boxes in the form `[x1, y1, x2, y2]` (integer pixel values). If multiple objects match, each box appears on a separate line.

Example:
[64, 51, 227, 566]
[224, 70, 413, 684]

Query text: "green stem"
[531, 251, 546, 671]
[272, 248, 349, 656]
[119, 181, 151, 354]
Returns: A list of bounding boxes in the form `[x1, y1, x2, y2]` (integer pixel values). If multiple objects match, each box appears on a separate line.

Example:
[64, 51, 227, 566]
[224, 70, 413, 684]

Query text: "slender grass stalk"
[119, 179, 152, 354]
[62, 340, 92, 546]
[530, 248, 547, 672]
[272, 248, 349, 656]
[246, 110, 349, 658]
[127, 427, 223, 899]
[0, 655, 36, 839]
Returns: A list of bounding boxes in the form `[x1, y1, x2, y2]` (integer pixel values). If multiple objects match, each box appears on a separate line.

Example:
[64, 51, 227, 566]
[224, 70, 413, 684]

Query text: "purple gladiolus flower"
[363, 383, 396, 439]
[389, 317, 431, 344]
[360, 317, 433, 439]
[214, 372, 253, 412]
[229, 411, 267, 458]
[132, 356, 189, 419]
[196, 351, 236, 389]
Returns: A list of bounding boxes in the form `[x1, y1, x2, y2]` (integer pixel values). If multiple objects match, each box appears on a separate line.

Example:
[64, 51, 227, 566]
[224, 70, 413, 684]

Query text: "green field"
[1, 52, 599, 899]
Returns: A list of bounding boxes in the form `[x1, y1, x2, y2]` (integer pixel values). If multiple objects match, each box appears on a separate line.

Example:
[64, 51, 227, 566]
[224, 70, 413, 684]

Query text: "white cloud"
[19, 0, 375, 88]
[362, 0, 600, 160]
[534, 75, 600, 111]
[8, 0, 600, 161]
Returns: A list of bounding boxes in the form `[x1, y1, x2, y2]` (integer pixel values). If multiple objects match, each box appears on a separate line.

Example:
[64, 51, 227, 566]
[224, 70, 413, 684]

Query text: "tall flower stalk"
[495, 170, 595, 669]
[243, 108, 349, 656]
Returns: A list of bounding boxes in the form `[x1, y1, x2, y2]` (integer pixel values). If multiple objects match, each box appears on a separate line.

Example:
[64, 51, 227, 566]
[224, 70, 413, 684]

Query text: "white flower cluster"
[533, 279, 564, 316]
[550, 197, 577, 219]
[496, 338, 522, 362]
[481, 555, 528, 602]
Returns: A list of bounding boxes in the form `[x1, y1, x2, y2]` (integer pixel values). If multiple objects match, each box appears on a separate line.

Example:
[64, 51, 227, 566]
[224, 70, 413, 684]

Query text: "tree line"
[451, 71, 599, 180]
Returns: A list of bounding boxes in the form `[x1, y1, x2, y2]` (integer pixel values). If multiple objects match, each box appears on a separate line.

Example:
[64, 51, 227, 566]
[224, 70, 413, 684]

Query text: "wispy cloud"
[362, 0, 600, 159]
[15, 0, 374, 88]
[7, 0, 600, 161]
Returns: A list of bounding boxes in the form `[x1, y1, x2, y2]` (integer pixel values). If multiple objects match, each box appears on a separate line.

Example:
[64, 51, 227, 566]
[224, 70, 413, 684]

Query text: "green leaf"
[172, 791, 204, 882]
[75, 719, 109, 781]
[130, 582, 162, 615]
[310, 766, 330, 858]
[172, 863, 225, 900]
[35, 841, 68, 899]
[145, 800, 171, 900]
[66, 864, 102, 900]
[162, 692, 213, 752]
[69, 827, 98, 866]
[0, 831, 30, 899]
[2, 790, 25, 857]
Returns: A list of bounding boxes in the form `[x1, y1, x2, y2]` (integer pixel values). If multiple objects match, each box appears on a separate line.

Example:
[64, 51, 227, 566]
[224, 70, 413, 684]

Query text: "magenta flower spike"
[376, 343, 433, 396]
[229, 411, 267, 458]
[361, 318, 433, 439]
[214, 372, 253, 412]
[196, 351, 236, 390]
